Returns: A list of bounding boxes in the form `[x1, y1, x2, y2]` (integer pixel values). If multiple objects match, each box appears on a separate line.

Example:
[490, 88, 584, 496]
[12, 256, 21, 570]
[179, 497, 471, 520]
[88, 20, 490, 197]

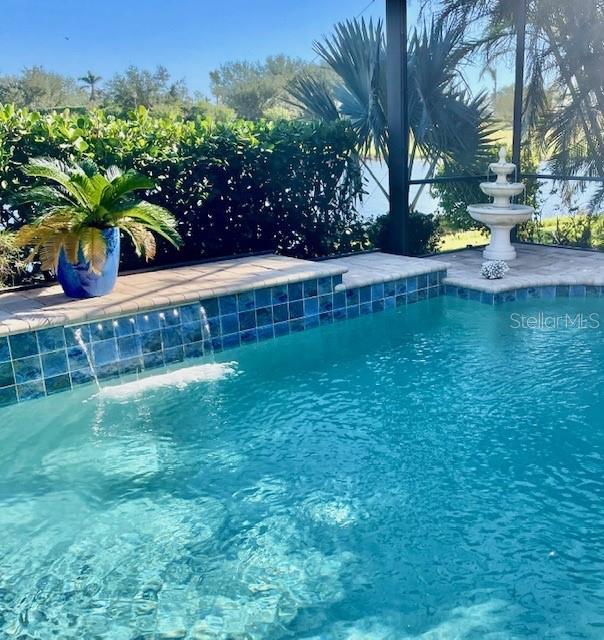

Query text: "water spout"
[200, 305, 215, 359]
[74, 328, 101, 391]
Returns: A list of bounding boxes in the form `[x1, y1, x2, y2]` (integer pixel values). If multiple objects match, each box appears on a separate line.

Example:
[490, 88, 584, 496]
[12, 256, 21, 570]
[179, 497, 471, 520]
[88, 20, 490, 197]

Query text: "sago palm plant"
[15, 157, 181, 274]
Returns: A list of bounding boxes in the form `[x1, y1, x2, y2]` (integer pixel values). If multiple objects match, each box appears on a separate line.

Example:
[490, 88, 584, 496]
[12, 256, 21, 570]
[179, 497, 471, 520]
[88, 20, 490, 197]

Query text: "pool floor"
[0, 297, 603, 639]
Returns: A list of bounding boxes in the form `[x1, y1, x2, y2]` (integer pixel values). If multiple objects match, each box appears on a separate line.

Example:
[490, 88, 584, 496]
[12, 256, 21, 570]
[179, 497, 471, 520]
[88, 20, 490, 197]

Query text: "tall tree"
[436, 0, 604, 201]
[0, 66, 85, 110]
[493, 84, 515, 125]
[209, 55, 333, 120]
[79, 71, 102, 102]
[104, 65, 189, 112]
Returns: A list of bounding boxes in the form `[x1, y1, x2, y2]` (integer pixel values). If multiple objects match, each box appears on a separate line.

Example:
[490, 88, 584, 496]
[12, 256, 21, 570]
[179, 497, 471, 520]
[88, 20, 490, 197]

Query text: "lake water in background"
[360, 159, 602, 220]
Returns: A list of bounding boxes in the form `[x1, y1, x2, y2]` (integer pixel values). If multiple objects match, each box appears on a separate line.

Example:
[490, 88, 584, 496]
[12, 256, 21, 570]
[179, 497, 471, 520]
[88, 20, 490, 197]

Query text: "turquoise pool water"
[1, 297, 603, 639]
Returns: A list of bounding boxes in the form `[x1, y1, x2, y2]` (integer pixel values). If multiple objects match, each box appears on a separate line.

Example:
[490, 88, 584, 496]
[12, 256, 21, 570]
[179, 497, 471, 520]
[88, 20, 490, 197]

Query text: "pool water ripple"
[0, 297, 603, 638]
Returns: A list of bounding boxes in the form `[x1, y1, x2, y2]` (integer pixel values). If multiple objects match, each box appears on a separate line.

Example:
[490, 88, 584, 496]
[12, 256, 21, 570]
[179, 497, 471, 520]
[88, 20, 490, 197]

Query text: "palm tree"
[15, 158, 181, 274]
[79, 71, 102, 102]
[288, 17, 495, 210]
[436, 0, 604, 203]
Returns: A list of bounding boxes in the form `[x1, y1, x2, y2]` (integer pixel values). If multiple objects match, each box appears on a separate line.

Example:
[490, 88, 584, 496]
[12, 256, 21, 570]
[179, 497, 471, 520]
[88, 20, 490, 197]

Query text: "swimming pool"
[1, 296, 602, 638]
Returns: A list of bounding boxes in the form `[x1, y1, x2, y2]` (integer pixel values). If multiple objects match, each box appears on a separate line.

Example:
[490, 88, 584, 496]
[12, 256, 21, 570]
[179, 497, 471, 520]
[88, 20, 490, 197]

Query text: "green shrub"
[518, 213, 604, 249]
[431, 177, 486, 233]
[0, 104, 369, 274]
[0, 231, 24, 288]
[368, 212, 442, 256]
[432, 148, 540, 232]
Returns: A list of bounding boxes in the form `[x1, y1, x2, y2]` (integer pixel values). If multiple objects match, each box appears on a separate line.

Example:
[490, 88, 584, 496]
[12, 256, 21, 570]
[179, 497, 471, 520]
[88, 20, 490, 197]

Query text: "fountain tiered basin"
[468, 147, 533, 261]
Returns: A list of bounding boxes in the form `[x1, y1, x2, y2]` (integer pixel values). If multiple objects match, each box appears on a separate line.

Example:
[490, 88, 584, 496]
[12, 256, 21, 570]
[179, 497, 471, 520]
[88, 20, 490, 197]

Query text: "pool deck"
[1, 245, 603, 336]
[327, 251, 446, 290]
[432, 244, 604, 293]
[0, 252, 444, 337]
[0, 254, 349, 336]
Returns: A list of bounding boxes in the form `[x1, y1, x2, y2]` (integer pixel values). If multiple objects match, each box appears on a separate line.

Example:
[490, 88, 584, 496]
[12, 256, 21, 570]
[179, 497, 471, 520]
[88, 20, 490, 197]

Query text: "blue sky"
[0, 1, 505, 96]
[0, 0, 392, 95]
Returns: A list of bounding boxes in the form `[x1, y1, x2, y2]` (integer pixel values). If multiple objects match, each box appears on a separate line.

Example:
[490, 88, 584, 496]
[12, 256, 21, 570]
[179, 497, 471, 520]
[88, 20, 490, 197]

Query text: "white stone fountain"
[468, 147, 533, 260]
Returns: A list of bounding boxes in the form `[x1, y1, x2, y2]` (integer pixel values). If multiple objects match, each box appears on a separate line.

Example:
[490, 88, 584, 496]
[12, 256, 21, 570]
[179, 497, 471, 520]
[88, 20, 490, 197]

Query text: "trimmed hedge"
[0, 105, 370, 271]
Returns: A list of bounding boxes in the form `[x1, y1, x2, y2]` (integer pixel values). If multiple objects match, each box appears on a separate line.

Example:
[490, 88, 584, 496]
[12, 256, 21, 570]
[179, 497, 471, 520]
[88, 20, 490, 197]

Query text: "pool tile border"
[0, 272, 444, 407]
[442, 283, 604, 304]
[3, 268, 602, 407]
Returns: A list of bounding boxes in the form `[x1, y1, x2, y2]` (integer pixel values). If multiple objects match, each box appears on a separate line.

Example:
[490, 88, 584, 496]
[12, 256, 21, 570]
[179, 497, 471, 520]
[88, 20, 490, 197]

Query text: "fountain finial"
[498, 146, 507, 164]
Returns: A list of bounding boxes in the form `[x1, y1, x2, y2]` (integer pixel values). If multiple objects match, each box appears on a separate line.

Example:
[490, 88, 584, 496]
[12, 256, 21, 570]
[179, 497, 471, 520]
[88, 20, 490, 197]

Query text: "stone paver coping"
[0, 254, 347, 336]
[431, 244, 604, 293]
[327, 252, 449, 290]
[3, 245, 601, 337]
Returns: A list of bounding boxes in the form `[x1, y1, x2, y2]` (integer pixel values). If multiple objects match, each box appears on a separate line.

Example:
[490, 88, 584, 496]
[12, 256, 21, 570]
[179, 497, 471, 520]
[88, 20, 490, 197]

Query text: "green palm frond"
[11, 185, 71, 207]
[523, 55, 548, 140]
[111, 201, 182, 248]
[408, 20, 494, 169]
[290, 18, 387, 159]
[14, 157, 182, 272]
[317, 18, 387, 158]
[290, 15, 494, 187]
[438, 0, 604, 202]
[288, 74, 341, 122]
[22, 157, 90, 209]
[102, 170, 155, 206]
[69, 171, 112, 208]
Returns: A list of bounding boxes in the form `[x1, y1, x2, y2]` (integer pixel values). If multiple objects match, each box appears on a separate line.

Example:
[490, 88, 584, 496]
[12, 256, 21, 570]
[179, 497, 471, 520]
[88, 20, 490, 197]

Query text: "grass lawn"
[438, 214, 603, 252]
[439, 229, 489, 251]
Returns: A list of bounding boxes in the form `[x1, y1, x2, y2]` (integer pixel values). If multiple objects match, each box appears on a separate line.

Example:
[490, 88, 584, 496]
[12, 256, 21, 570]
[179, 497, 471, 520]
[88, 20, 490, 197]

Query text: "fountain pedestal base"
[467, 204, 533, 262]
[482, 225, 518, 261]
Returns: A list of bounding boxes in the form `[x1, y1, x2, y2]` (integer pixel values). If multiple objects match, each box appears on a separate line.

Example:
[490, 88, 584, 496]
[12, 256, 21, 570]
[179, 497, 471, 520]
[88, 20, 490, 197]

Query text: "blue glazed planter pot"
[57, 228, 120, 298]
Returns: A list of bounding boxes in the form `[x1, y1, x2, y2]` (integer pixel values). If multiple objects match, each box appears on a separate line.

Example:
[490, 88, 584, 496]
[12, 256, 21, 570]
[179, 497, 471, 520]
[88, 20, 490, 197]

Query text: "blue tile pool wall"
[0, 272, 445, 407]
[442, 283, 604, 305]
